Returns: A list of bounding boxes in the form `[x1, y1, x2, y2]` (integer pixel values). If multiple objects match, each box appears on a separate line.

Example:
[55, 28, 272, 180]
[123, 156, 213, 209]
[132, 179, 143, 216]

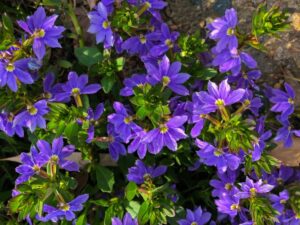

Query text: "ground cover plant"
[0, 0, 299, 224]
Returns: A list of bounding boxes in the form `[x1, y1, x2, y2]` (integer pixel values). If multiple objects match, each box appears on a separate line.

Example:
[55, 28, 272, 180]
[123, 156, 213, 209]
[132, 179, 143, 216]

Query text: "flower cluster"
[0, 2, 299, 225]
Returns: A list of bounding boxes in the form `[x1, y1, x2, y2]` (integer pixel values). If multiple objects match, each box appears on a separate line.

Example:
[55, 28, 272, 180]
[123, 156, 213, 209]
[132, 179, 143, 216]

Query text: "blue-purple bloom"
[210, 170, 238, 198]
[36, 137, 79, 172]
[208, 8, 238, 52]
[15, 146, 48, 185]
[17, 7, 65, 59]
[86, 103, 104, 143]
[228, 70, 261, 90]
[108, 102, 139, 143]
[0, 113, 24, 137]
[198, 79, 245, 113]
[145, 55, 190, 95]
[112, 212, 138, 225]
[88, 2, 114, 48]
[122, 34, 155, 56]
[196, 139, 241, 173]
[127, 159, 167, 184]
[107, 124, 127, 161]
[178, 206, 211, 225]
[269, 190, 289, 213]
[150, 23, 179, 56]
[0, 58, 33, 92]
[270, 83, 295, 120]
[236, 177, 274, 199]
[274, 118, 300, 148]
[13, 100, 49, 132]
[128, 127, 148, 159]
[43, 73, 63, 101]
[38, 194, 89, 222]
[120, 74, 148, 96]
[212, 48, 257, 75]
[143, 116, 188, 154]
[215, 193, 241, 218]
[55, 71, 101, 103]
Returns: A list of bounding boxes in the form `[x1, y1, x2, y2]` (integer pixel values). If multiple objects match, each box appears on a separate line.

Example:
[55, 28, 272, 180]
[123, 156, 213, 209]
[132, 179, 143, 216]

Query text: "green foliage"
[0, 14, 14, 50]
[95, 165, 115, 193]
[252, 3, 290, 38]
[249, 197, 279, 225]
[288, 183, 300, 218]
[125, 182, 138, 201]
[245, 153, 280, 177]
[75, 47, 103, 67]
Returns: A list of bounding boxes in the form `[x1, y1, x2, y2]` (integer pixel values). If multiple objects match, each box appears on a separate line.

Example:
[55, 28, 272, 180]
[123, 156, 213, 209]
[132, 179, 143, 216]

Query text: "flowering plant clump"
[0, 1, 298, 225]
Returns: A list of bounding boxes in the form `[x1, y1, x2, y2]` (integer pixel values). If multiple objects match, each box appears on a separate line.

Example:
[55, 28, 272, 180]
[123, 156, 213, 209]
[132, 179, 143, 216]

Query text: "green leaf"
[138, 201, 150, 225]
[101, 76, 115, 93]
[2, 14, 13, 34]
[125, 182, 138, 201]
[64, 121, 80, 145]
[125, 201, 140, 218]
[115, 57, 125, 71]
[76, 213, 87, 225]
[91, 199, 110, 207]
[95, 165, 115, 193]
[75, 47, 102, 67]
[42, 0, 61, 6]
[58, 60, 73, 68]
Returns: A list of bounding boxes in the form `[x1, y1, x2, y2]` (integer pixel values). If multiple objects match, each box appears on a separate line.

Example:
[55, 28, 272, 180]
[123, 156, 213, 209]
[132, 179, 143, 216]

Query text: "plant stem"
[67, 2, 85, 47]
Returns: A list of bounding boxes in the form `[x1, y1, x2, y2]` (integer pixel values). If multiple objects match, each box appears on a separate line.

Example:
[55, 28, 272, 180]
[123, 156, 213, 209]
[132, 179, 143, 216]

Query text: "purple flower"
[120, 74, 148, 96]
[196, 139, 241, 173]
[210, 170, 238, 198]
[55, 72, 101, 103]
[274, 119, 300, 148]
[143, 116, 188, 154]
[86, 103, 104, 143]
[108, 102, 139, 143]
[88, 2, 114, 48]
[40, 194, 89, 222]
[0, 113, 24, 137]
[127, 160, 167, 184]
[43, 73, 63, 101]
[252, 116, 272, 161]
[15, 146, 48, 185]
[145, 55, 190, 95]
[236, 177, 274, 199]
[198, 79, 245, 113]
[122, 34, 155, 56]
[130, 0, 167, 20]
[17, 7, 65, 59]
[270, 83, 295, 120]
[13, 100, 49, 132]
[0, 58, 33, 92]
[36, 137, 79, 172]
[112, 213, 138, 225]
[208, 8, 238, 52]
[128, 127, 148, 159]
[269, 190, 289, 213]
[212, 48, 257, 75]
[178, 206, 211, 225]
[240, 90, 262, 116]
[150, 23, 179, 56]
[215, 194, 241, 218]
[228, 70, 261, 90]
[107, 124, 127, 161]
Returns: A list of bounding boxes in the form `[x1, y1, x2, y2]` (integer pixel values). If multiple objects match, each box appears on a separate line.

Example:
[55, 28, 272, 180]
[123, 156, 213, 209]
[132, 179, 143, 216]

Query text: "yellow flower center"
[33, 164, 40, 172]
[280, 199, 287, 204]
[102, 20, 110, 29]
[6, 63, 15, 72]
[227, 28, 235, 36]
[230, 203, 239, 211]
[145, 1, 152, 8]
[214, 148, 223, 156]
[225, 183, 232, 190]
[191, 222, 198, 225]
[250, 187, 257, 197]
[28, 106, 38, 115]
[215, 99, 224, 106]
[159, 124, 168, 134]
[140, 35, 147, 44]
[71, 88, 81, 96]
[60, 203, 70, 211]
[51, 155, 59, 163]
[165, 39, 173, 48]
[34, 29, 46, 38]
[124, 116, 133, 124]
[162, 76, 170, 86]
[288, 98, 294, 104]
